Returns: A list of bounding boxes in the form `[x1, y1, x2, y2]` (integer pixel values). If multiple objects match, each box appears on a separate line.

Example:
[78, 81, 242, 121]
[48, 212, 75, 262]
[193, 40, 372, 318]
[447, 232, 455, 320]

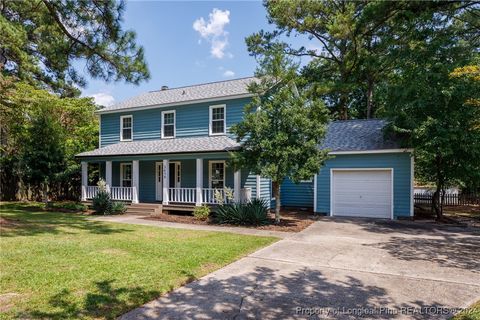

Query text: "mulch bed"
[144, 208, 318, 233]
[415, 205, 480, 228]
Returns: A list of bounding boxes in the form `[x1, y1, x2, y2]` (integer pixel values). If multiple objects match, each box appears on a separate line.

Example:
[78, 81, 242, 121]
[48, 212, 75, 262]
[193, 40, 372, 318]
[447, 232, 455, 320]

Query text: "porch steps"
[126, 203, 162, 216]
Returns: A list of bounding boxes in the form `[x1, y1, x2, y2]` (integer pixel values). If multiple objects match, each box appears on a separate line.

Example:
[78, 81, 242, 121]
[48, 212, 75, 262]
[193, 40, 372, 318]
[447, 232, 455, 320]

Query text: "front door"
[155, 162, 181, 201]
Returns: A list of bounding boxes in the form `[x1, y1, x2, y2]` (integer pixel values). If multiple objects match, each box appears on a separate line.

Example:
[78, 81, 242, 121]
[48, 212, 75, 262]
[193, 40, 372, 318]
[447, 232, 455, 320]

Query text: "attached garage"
[330, 169, 393, 219]
[312, 119, 414, 220]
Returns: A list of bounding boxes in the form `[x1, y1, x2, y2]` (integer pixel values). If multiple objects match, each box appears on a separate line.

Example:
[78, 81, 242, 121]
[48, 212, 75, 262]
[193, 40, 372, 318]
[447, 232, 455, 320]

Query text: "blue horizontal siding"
[99, 97, 251, 147]
[281, 178, 314, 208]
[315, 152, 412, 218]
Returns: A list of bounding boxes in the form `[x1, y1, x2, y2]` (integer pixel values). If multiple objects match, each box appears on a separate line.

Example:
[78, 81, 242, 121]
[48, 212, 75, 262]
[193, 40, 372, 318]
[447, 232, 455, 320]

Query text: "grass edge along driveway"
[0, 202, 277, 319]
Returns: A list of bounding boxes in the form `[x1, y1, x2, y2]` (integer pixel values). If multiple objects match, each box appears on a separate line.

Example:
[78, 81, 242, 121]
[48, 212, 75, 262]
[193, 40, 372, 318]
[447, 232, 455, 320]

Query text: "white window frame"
[120, 115, 133, 142]
[209, 104, 226, 136]
[120, 163, 132, 187]
[208, 160, 226, 189]
[161, 110, 176, 139]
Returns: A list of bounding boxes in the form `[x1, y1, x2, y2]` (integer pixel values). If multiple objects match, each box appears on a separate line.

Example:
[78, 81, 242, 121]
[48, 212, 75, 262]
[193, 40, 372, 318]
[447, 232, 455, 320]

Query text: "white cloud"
[90, 92, 115, 107]
[223, 70, 235, 77]
[193, 8, 231, 59]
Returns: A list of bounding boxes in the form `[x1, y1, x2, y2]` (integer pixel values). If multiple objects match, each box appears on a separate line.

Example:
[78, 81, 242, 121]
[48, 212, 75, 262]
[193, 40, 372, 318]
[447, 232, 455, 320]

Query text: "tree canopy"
[0, 0, 150, 96]
[0, 76, 98, 200]
[231, 49, 330, 222]
[247, 0, 479, 120]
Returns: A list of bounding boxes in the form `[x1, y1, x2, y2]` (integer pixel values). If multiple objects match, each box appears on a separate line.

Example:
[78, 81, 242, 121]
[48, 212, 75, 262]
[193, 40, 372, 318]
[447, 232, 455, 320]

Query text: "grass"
[453, 301, 480, 320]
[0, 202, 277, 319]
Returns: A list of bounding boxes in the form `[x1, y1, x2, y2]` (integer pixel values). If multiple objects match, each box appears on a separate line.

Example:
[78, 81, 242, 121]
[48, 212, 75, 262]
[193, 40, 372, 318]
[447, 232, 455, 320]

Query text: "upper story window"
[120, 115, 133, 141]
[209, 104, 226, 135]
[161, 110, 175, 138]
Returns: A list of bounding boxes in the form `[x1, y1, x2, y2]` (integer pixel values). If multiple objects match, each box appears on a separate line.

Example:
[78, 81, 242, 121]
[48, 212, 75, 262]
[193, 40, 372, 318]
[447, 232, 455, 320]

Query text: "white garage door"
[332, 169, 392, 219]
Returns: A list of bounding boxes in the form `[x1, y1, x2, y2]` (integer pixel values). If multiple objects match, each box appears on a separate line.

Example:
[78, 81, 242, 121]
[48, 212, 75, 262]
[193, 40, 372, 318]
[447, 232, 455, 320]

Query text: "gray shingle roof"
[99, 77, 256, 113]
[76, 136, 240, 157]
[321, 119, 400, 152]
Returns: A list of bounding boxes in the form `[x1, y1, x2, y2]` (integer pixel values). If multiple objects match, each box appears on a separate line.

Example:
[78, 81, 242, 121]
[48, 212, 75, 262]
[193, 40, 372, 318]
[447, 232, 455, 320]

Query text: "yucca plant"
[215, 198, 269, 225]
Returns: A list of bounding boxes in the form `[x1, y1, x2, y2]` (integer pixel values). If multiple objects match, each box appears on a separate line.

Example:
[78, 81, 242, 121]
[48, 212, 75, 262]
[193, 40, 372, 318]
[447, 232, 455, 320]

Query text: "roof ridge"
[332, 118, 387, 123]
[148, 76, 256, 93]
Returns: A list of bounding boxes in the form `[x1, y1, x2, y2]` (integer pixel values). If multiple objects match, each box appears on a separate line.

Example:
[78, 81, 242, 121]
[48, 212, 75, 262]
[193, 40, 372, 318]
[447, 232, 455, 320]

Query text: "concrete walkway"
[91, 214, 292, 238]
[120, 218, 480, 320]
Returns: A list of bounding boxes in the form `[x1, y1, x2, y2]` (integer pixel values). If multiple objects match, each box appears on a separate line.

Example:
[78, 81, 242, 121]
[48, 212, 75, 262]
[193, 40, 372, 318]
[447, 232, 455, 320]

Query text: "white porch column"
[105, 161, 112, 188]
[162, 159, 169, 204]
[81, 161, 88, 201]
[234, 170, 241, 203]
[195, 158, 203, 206]
[132, 160, 139, 204]
[256, 175, 261, 199]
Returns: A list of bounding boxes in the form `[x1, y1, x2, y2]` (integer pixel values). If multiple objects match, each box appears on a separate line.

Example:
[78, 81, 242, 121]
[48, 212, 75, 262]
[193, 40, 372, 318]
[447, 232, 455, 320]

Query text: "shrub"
[215, 198, 269, 225]
[111, 202, 126, 214]
[193, 205, 210, 220]
[92, 190, 112, 215]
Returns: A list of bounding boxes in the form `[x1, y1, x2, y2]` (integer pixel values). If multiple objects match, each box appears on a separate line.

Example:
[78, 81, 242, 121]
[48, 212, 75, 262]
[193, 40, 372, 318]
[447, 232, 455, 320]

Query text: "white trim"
[120, 162, 132, 187]
[105, 161, 112, 187]
[313, 174, 318, 213]
[81, 162, 88, 201]
[208, 160, 226, 188]
[328, 149, 413, 155]
[209, 104, 226, 136]
[120, 115, 133, 142]
[255, 175, 261, 199]
[410, 155, 415, 217]
[161, 110, 176, 139]
[96, 93, 254, 115]
[98, 114, 102, 148]
[132, 160, 139, 203]
[233, 170, 241, 202]
[162, 159, 169, 204]
[330, 168, 394, 220]
[196, 158, 203, 205]
[155, 161, 163, 201]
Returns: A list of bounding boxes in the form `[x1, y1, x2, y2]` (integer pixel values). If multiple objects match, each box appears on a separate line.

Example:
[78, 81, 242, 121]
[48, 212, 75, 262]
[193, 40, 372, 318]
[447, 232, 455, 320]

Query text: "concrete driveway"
[121, 218, 480, 319]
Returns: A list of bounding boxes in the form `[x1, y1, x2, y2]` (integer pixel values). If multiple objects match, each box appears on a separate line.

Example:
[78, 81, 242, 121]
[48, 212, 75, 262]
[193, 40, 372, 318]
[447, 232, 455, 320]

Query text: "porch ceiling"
[76, 136, 240, 158]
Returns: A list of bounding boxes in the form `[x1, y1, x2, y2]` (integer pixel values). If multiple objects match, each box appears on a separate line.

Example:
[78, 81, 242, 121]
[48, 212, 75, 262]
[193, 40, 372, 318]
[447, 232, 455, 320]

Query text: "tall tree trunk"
[366, 78, 374, 119]
[338, 93, 348, 120]
[272, 181, 281, 223]
[433, 154, 444, 220]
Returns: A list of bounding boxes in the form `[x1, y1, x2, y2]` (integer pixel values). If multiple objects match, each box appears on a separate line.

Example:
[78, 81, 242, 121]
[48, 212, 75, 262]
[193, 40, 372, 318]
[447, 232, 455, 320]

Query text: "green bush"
[92, 191, 113, 215]
[111, 201, 127, 214]
[215, 198, 269, 226]
[193, 205, 210, 220]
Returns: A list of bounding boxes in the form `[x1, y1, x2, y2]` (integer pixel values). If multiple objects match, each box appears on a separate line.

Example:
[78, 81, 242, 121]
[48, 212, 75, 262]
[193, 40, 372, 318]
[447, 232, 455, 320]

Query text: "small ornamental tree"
[230, 50, 330, 223]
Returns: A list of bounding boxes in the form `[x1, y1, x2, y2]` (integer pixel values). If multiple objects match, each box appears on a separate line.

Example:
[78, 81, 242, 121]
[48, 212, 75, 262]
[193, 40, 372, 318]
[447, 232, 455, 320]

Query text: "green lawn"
[0, 202, 277, 319]
[453, 301, 480, 320]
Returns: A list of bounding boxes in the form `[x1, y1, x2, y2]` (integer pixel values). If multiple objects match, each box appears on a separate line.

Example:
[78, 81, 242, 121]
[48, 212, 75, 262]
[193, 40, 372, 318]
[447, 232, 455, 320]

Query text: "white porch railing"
[84, 186, 134, 201]
[85, 186, 99, 199]
[169, 188, 197, 203]
[110, 187, 133, 201]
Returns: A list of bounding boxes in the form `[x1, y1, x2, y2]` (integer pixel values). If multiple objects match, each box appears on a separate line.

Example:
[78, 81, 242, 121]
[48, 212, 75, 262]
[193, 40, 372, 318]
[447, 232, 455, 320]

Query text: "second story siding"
[100, 97, 251, 147]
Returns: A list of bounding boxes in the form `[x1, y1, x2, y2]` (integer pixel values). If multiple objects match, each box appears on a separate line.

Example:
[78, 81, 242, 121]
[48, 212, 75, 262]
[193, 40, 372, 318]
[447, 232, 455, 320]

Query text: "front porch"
[80, 156, 254, 206]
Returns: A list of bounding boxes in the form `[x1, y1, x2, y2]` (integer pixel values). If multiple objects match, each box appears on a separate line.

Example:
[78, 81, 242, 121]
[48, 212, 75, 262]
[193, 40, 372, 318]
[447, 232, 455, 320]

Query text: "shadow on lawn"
[118, 266, 448, 320]
[24, 280, 160, 320]
[0, 203, 132, 237]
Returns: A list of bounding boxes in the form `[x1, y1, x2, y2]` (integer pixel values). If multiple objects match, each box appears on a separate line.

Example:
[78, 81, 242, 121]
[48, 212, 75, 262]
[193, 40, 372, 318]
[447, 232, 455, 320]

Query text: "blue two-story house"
[77, 77, 414, 219]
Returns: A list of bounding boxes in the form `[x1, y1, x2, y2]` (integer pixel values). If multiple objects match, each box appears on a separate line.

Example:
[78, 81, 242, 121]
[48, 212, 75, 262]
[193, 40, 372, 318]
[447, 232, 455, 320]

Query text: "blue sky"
[80, 1, 275, 106]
